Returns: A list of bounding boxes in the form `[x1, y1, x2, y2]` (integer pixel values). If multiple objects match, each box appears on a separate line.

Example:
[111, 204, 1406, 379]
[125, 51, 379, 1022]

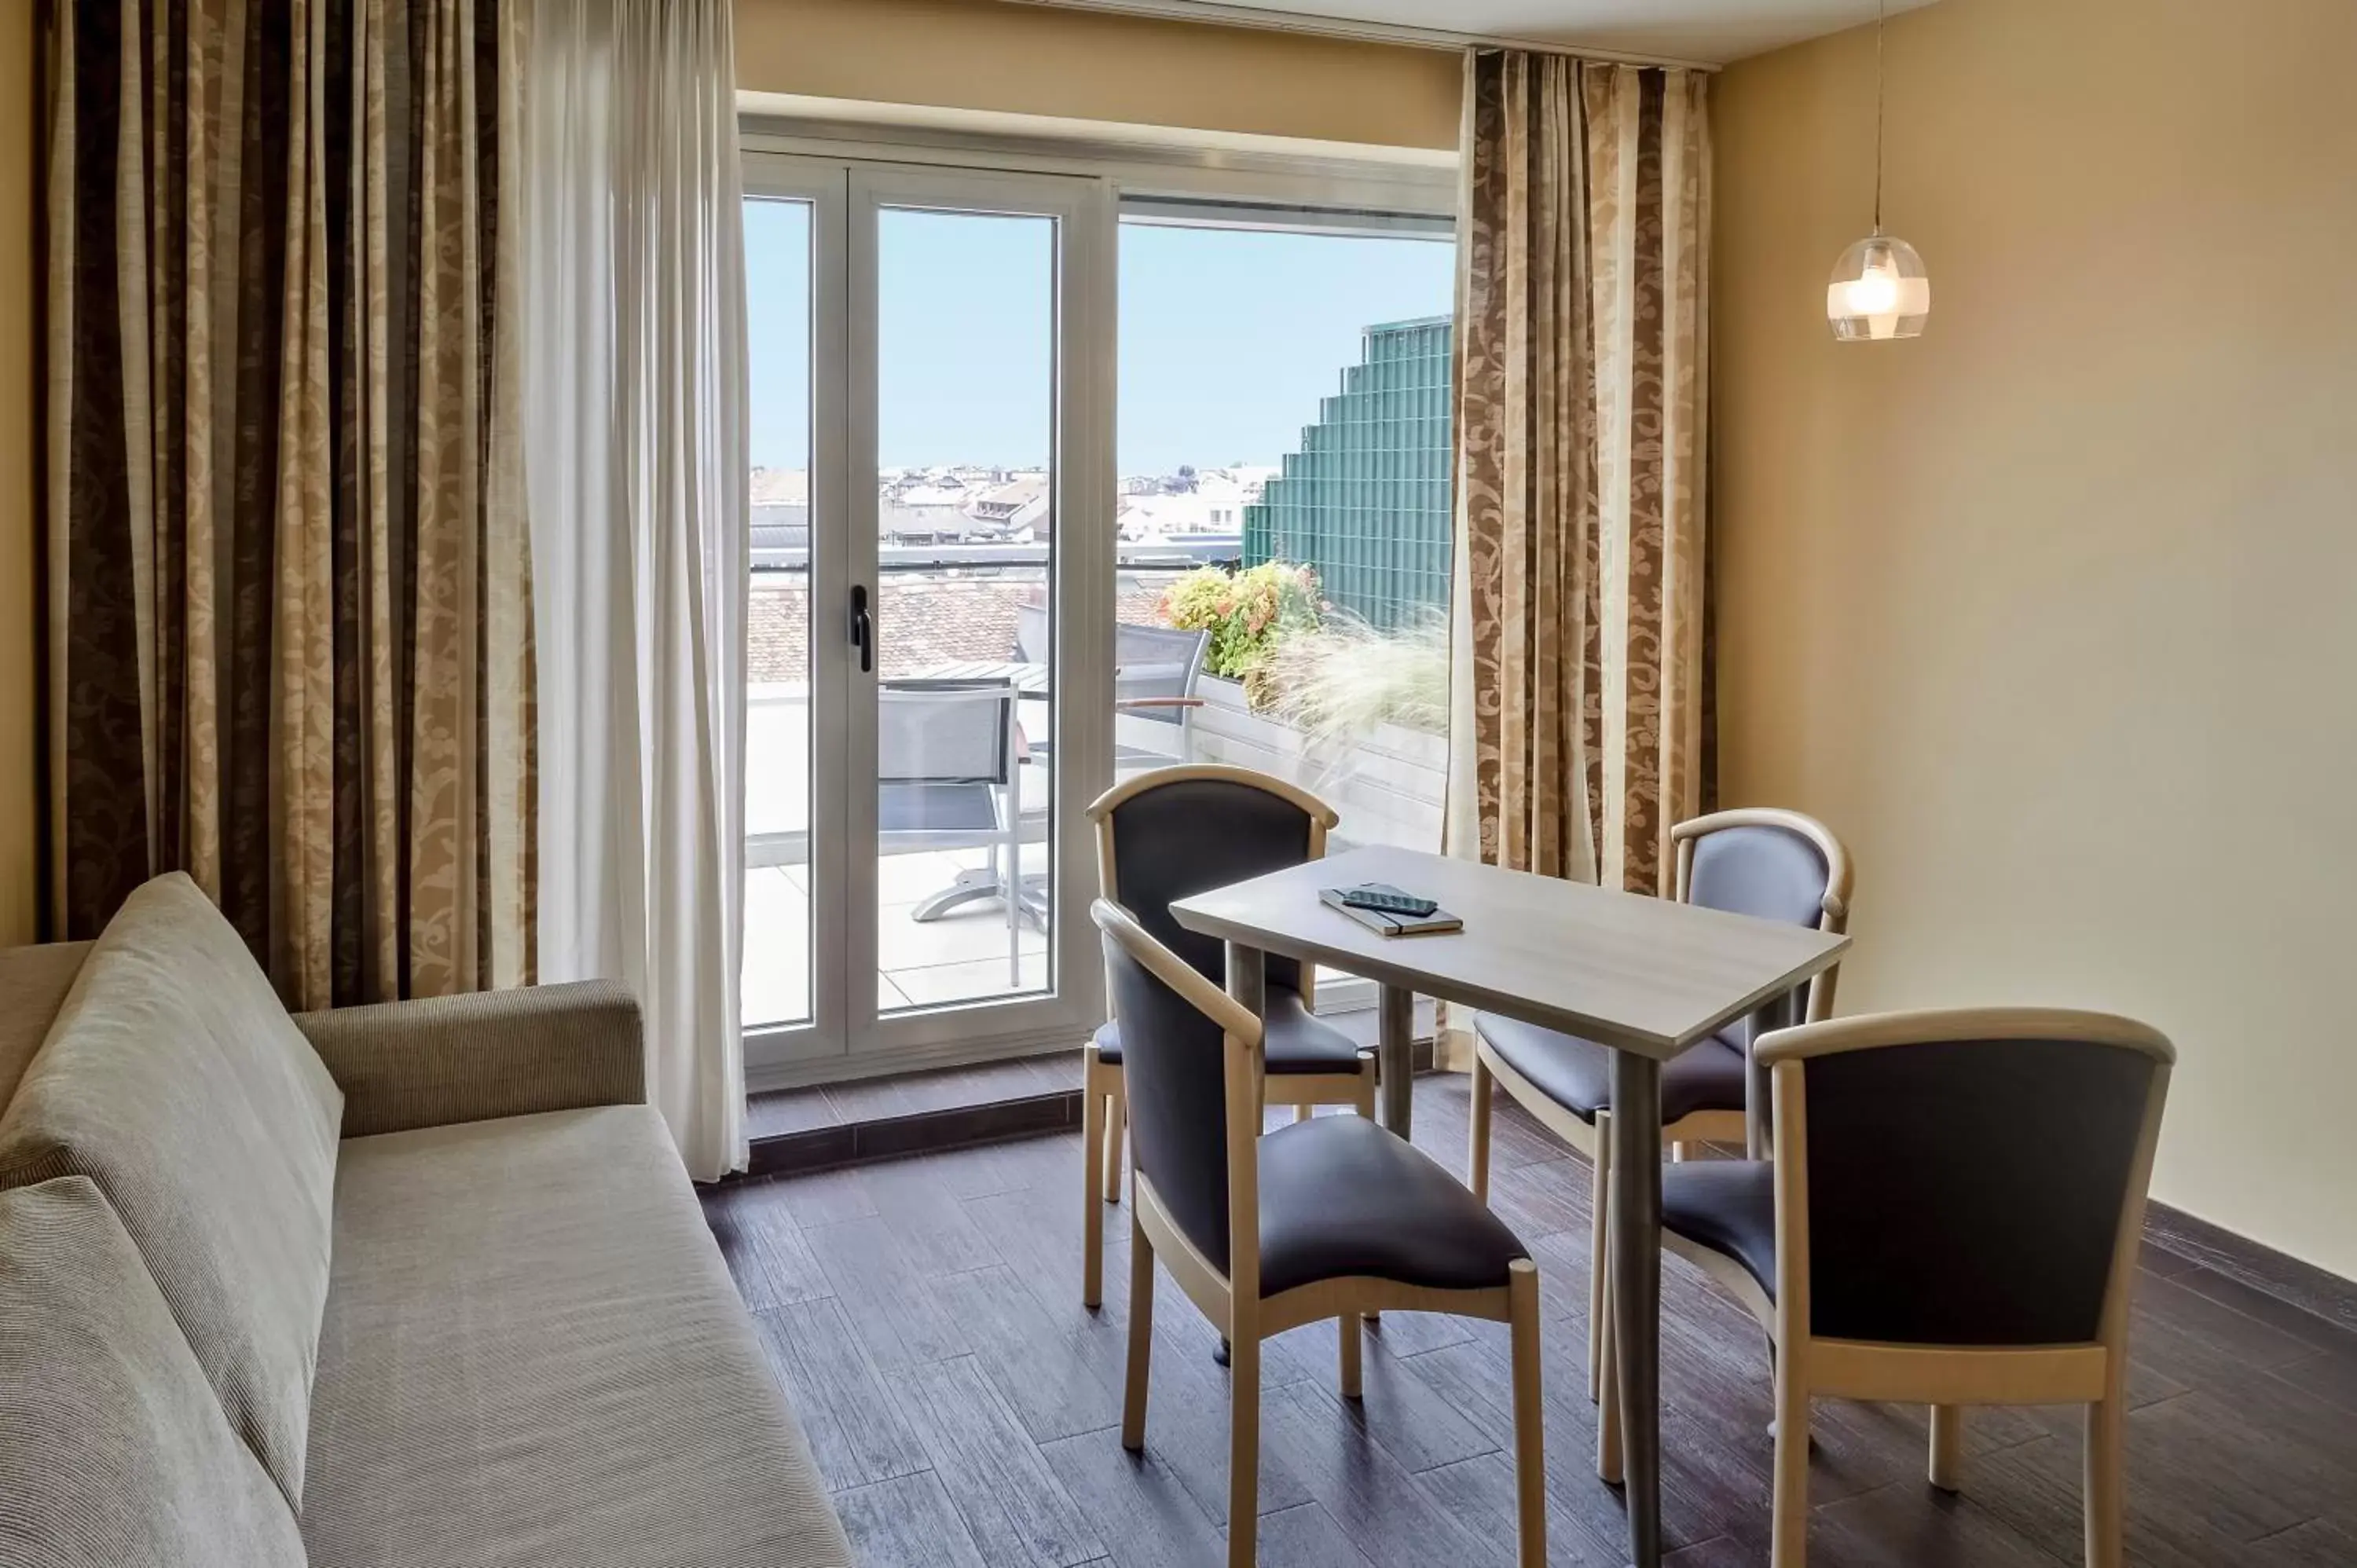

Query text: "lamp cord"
[1872, 0, 1886, 235]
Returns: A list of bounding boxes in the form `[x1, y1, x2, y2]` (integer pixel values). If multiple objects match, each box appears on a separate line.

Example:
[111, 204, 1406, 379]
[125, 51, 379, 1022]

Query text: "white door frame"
[739, 157, 852, 1078]
[741, 152, 1116, 1088]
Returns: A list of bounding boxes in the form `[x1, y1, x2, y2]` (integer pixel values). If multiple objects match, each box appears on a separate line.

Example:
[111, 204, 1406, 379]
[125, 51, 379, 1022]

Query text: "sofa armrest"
[294, 980, 647, 1138]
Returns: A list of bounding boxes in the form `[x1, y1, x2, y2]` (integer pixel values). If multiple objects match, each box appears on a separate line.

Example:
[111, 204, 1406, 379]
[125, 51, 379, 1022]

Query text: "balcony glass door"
[742, 156, 1113, 1081]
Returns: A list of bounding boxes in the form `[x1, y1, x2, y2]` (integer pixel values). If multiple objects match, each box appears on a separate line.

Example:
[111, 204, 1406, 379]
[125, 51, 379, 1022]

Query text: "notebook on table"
[1318, 882, 1464, 937]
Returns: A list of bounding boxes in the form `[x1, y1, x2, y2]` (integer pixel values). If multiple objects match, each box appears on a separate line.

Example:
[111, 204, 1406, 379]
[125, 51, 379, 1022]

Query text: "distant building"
[1244, 317, 1452, 631]
[750, 504, 808, 562]
[1116, 490, 1238, 543]
[963, 477, 1050, 539]
[749, 466, 809, 507]
[1190, 467, 1270, 530]
[750, 467, 811, 563]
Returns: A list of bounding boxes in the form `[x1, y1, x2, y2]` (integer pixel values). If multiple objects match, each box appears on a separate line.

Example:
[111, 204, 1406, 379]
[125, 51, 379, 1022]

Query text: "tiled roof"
[750, 575, 1171, 684]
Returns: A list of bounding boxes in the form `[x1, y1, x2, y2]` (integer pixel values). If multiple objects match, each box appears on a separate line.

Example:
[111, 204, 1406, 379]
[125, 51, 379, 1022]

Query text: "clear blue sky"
[743, 200, 1453, 476]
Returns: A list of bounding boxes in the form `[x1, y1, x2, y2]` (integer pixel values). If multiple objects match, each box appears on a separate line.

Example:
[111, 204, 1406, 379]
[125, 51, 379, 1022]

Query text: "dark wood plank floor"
[702, 1075, 2357, 1566]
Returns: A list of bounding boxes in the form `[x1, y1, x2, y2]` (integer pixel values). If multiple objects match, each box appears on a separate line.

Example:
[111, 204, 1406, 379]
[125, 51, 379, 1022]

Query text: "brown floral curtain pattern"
[45, 0, 534, 1009]
[1446, 50, 1710, 898]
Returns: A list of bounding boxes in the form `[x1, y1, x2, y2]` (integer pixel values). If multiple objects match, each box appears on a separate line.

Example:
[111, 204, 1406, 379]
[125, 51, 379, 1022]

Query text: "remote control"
[1340, 885, 1441, 918]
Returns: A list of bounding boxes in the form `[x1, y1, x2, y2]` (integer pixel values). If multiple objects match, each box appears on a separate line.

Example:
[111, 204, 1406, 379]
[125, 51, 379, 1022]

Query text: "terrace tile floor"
[744, 845, 1053, 1031]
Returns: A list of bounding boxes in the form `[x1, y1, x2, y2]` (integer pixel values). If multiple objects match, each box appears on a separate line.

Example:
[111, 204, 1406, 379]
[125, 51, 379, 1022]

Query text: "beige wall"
[734, 0, 1461, 149]
[0, 0, 38, 946]
[1714, 0, 2357, 1275]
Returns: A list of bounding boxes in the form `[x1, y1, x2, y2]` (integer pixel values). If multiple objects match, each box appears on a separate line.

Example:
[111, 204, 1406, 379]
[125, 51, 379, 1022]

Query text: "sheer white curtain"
[523, 0, 750, 1181]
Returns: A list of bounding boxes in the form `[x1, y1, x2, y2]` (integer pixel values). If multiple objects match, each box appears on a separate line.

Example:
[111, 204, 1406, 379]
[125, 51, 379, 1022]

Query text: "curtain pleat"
[525, 0, 749, 1182]
[1447, 49, 1711, 899]
[46, 0, 534, 1010]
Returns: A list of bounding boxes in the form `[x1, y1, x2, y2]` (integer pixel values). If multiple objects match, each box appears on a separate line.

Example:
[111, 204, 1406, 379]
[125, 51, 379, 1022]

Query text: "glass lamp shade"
[1827, 234, 1931, 341]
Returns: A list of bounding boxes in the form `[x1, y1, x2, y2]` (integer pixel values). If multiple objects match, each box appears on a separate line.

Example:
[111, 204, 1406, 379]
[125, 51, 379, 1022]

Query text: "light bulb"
[1827, 234, 1930, 342]
[1844, 264, 1901, 317]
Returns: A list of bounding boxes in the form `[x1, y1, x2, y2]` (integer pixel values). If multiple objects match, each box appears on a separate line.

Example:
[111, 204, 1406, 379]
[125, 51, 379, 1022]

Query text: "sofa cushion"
[302, 1105, 852, 1568]
[0, 873, 343, 1505]
[0, 1177, 306, 1568]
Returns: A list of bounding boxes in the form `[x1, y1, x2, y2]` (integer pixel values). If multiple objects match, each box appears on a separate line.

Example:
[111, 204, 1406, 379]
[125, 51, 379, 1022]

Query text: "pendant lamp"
[1827, 0, 1930, 341]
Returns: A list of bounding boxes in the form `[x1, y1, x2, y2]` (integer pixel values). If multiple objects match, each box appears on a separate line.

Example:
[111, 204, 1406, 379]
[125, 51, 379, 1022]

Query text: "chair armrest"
[1113, 697, 1206, 711]
[293, 980, 647, 1138]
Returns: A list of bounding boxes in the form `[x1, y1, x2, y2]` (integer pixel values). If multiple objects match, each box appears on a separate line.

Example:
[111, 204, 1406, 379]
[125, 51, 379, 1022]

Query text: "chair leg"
[1587, 1110, 1612, 1404]
[1468, 1050, 1494, 1201]
[1339, 1312, 1362, 1400]
[1227, 1335, 1261, 1568]
[1294, 1102, 1313, 1124]
[1354, 1056, 1381, 1328]
[1081, 1064, 1107, 1310]
[1003, 837, 1022, 982]
[1103, 1088, 1126, 1203]
[1122, 1217, 1154, 1451]
[2085, 1394, 2125, 1568]
[1771, 1351, 1810, 1568]
[1595, 1260, 1622, 1484]
[1928, 1405, 1963, 1493]
[1508, 1259, 1547, 1568]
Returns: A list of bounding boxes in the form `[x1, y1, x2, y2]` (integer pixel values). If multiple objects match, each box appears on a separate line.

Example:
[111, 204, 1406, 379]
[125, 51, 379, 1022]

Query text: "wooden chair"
[1467, 807, 1853, 1402]
[1638, 1008, 2173, 1568]
[1092, 899, 1547, 1568]
[1080, 767, 1377, 1309]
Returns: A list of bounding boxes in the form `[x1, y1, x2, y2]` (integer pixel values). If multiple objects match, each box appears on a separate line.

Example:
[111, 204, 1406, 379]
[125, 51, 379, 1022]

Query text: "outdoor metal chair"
[880, 678, 1025, 983]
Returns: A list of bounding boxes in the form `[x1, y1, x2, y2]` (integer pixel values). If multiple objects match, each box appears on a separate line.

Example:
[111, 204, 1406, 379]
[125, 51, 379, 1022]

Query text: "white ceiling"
[1035, 0, 1937, 67]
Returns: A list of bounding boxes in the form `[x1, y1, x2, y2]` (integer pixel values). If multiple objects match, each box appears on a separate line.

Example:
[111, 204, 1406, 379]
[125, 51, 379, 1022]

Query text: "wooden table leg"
[1609, 1049, 1665, 1568]
[1746, 988, 1801, 1160]
[1378, 982, 1415, 1141]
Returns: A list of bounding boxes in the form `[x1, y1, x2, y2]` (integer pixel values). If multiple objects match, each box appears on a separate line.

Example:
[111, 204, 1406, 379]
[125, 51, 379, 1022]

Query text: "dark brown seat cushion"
[1474, 1013, 1748, 1126]
[1256, 1116, 1529, 1299]
[1661, 1160, 1777, 1300]
[1095, 987, 1362, 1076]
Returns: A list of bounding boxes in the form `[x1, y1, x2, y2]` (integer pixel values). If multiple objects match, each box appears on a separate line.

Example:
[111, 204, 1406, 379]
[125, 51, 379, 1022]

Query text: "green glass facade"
[1243, 315, 1452, 632]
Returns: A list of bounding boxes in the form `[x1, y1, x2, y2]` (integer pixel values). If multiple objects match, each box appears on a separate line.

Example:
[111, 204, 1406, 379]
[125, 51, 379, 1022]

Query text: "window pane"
[1114, 221, 1455, 860]
[742, 196, 817, 1030]
[873, 207, 1056, 1013]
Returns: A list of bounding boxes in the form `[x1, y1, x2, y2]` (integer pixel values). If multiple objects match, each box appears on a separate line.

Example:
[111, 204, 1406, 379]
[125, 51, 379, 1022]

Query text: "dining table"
[1169, 844, 1849, 1568]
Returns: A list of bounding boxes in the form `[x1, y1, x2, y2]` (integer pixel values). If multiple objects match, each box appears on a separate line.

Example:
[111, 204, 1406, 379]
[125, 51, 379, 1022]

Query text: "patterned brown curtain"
[1446, 50, 1710, 897]
[44, 0, 534, 1009]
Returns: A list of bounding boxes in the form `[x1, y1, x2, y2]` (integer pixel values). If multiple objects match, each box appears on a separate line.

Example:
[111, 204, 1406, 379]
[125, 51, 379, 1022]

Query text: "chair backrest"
[1014, 603, 1049, 665]
[1087, 767, 1338, 996]
[1113, 623, 1209, 727]
[1092, 899, 1261, 1275]
[1016, 612, 1206, 731]
[878, 680, 1014, 786]
[1673, 808, 1853, 1043]
[1762, 1009, 2172, 1350]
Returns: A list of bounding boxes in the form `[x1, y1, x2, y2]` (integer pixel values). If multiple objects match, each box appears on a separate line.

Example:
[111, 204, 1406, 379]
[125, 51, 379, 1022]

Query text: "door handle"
[849, 584, 873, 674]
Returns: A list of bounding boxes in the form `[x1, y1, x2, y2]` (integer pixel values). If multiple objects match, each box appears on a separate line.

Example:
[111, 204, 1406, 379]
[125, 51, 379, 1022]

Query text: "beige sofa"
[0, 874, 852, 1568]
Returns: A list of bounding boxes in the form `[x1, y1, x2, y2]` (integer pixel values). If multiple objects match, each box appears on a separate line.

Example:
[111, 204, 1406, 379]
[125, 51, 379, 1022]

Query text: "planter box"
[1186, 676, 1445, 853]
